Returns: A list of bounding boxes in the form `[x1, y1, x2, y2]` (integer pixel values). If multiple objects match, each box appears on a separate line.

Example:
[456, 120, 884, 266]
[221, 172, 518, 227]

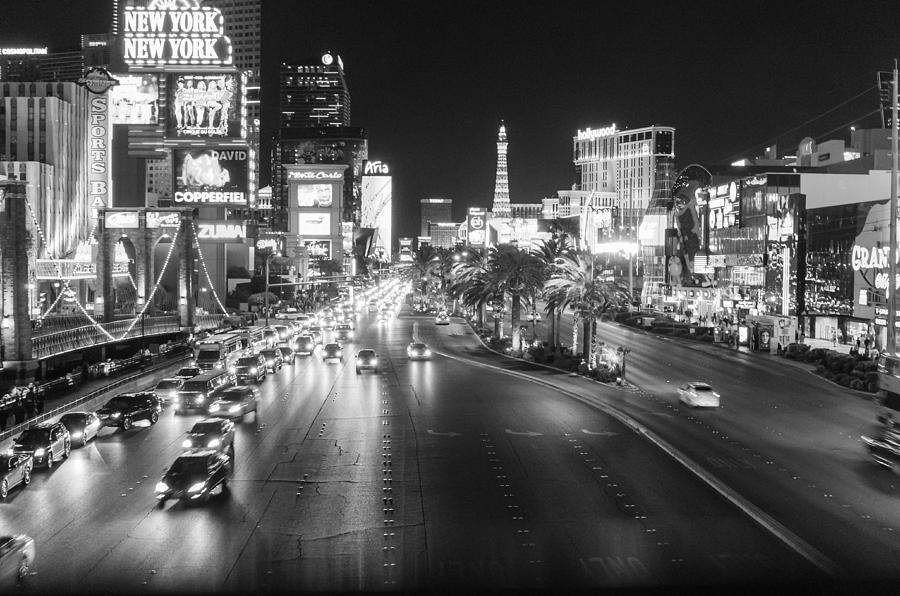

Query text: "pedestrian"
[832, 330, 837, 347]
[24, 391, 36, 418]
[856, 337, 861, 351]
[14, 396, 26, 424]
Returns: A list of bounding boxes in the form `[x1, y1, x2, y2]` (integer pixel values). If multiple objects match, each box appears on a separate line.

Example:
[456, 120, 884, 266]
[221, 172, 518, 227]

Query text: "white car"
[435, 313, 450, 325]
[525, 311, 542, 322]
[677, 382, 721, 408]
[0, 534, 35, 589]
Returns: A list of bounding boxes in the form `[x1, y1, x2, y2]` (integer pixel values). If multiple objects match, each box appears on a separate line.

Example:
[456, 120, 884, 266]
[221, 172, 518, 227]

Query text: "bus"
[194, 332, 245, 371]
[237, 325, 268, 354]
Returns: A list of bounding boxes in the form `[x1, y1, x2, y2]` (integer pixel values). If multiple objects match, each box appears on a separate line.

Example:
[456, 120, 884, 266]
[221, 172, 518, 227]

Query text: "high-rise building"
[420, 198, 452, 236]
[279, 52, 350, 130]
[0, 36, 112, 83]
[573, 124, 675, 234]
[491, 122, 511, 217]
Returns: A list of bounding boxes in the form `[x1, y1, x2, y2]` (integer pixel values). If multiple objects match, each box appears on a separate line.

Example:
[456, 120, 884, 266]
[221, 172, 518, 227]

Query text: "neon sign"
[288, 170, 343, 180]
[89, 96, 111, 212]
[851, 245, 889, 271]
[364, 160, 390, 175]
[577, 124, 617, 141]
[197, 223, 245, 240]
[122, 2, 232, 66]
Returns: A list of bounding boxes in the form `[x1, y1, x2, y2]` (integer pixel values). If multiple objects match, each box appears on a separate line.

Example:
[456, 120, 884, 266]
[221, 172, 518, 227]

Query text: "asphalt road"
[0, 309, 826, 593]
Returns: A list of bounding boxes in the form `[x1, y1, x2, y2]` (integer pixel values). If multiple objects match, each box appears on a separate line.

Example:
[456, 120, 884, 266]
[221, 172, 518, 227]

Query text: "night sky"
[1, 1, 898, 240]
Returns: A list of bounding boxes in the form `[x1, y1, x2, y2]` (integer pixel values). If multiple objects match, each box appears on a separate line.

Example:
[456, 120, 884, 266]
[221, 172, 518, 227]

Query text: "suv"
[355, 349, 380, 375]
[233, 354, 266, 384]
[155, 450, 230, 505]
[181, 418, 235, 458]
[260, 349, 283, 372]
[97, 392, 162, 430]
[10, 423, 71, 469]
[294, 335, 315, 356]
[174, 371, 233, 414]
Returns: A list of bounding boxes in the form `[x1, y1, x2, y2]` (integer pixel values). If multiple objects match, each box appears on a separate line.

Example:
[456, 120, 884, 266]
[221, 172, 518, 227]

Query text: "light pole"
[264, 250, 280, 326]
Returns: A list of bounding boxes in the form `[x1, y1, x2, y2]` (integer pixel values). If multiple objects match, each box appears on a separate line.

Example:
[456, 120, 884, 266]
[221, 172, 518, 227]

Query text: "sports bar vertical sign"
[78, 68, 118, 217]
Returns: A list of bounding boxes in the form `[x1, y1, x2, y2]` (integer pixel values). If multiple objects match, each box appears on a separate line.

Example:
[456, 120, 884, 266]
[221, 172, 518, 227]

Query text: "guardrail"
[0, 353, 191, 445]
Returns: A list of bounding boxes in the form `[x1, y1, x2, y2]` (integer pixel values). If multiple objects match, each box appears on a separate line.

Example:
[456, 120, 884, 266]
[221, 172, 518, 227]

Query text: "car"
[58, 411, 102, 447]
[174, 367, 202, 380]
[260, 349, 283, 372]
[525, 311, 542, 322]
[677, 382, 721, 408]
[9, 423, 70, 469]
[0, 534, 36, 589]
[356, 349, 380, 374]
[181, 418, 235, 458]
[277, 346, 296, 364]
[862, 427, 900, 472]
[155, 450, 230, 505]
[321, 316, 336, 330]
[294, 335, 316, 356]
[334, 324, 354, 341]
[174, 371, 234, 415]
[272, 324, 292, 342]
[153, 378, 184, 403]
[232, 354, 266, 383]
[97, 392, 162, 430]
[322, 343, 344, 362]
[435, 313, 450, 325]
[207, 386, 260, 420]
[307, 325, 324, 344]
[0, 454, 33, 499]
[406, 342, 433, 361]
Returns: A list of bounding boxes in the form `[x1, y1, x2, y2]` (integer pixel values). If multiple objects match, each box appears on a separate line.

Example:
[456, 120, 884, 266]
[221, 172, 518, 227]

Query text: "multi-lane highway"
[4, 305, 893, 591]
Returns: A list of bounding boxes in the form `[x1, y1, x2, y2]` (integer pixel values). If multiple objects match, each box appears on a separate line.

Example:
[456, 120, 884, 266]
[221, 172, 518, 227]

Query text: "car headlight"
[209, 404, 220, 412]
[71, 431, 83, 439]
[250, 367, 258, 374]
[34, 448, 46, 457]
[111, 412, 121, 418]
[228, 366, 236, 374]
[207, 438, 221, 448]
[188, 482, 205, 493]
[155, 481, 169, 493]
[266, 360, 274, 366]
[172, 396, 181, 403]
[170, 391, 178, 399]
[229, 405, 242, 413]
[372, 358, 378, 365]
[182, 439, 193, 448]
[196, 396, 205, 403]
[424, 350, 432, 356]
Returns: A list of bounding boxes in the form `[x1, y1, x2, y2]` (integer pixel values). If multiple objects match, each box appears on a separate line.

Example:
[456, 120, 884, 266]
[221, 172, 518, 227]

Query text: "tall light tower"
[491, 121, 511, 218]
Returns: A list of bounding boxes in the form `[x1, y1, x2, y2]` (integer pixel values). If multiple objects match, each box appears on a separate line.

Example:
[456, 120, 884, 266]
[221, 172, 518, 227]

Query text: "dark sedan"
[155, 450, 230, 505]
[322, 343, 343, 362]
[96, 392, 161, 430]
[355, 349, 380, 374]
[0, 454, 33, 499]
[181, 418, 235, 458]
[9, 423, 70, 469]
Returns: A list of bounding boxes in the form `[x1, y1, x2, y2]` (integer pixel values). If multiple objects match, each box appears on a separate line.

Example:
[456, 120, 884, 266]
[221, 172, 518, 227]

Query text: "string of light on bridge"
[117, 226, 181, 340]
[191, 221, 228, 315]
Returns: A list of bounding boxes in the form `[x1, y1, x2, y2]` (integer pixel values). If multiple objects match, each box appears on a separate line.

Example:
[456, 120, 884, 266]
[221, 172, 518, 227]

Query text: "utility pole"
[889, 59, 899, 356]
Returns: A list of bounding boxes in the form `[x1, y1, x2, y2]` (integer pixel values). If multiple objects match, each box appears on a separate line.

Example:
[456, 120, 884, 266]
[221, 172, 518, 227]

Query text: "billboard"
[361, 174, 392, 260]
[108, 73, 159, 124]
[104, 211, 139, 229]
[467, 208, 487, 248]
[196, 221, 247, 243]
[146, 211, 180, 229]
[294, 183, 333, 208]
[304, 240, 332, 260]
[298, 212, 332, 236]
[174, 147, 248, 206]
[167, 72, 241, 139]
[122, 2, 232, 67]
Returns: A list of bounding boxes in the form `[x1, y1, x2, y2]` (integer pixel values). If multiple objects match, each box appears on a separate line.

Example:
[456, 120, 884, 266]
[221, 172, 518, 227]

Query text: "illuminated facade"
[284, 163, 348, 278]
[361, 160, 392, 261]
[492, 122, 511, 217]
[420, 198, 452, 236]
[428, 222, 461, 249]
[279, 53, 350, 130]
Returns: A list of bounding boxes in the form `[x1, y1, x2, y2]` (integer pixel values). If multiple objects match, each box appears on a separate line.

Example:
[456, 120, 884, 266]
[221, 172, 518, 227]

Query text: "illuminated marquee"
[174, 147, 248, 205]
[146, 211, 180, 228]
[363, 160, 390, 175]
[197, 222, 246, 241]
[577, 124, 617, 141]
[122, 2, 233, 66]
[89, 95, 112, 211]
[852, 244, 900, 291]
[288, 170, 343, 180]
[0, 48, 47, 55]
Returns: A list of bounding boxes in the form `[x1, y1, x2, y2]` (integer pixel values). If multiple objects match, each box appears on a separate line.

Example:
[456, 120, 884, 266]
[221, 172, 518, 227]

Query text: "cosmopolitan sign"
[122, 2, 232, 66]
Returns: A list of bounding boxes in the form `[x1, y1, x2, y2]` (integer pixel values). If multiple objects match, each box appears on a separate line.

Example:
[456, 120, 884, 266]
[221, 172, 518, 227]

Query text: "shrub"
[834, 373, 852, 387]
[850, 379, 865, 390]
[698, 334, 714, 342]
[655, 327, 671, 335]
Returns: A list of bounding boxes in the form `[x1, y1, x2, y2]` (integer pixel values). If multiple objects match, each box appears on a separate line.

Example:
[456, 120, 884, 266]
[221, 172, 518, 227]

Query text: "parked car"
[322, 343, 344, 362]
[97, 392, 162, 430]
[355, 349, 380, 375]
[232, 354, 266, 384]
[9, 423, 70, 469]
[181, 418, 235, 458]
[677, 382, 721, 408]
[58, 411, 102, 447]
[153, 378, 184, 403]
[406, 342, 433, 361]
[0, 454, 33, 499]
[155, 450, 230, 506]
[260, 349, 284, 372]
[207, 386, 259, 420]
[0, 534, 35, 589]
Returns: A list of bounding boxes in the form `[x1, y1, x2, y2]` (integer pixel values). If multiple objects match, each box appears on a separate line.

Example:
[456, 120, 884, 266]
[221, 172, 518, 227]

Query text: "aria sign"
[122, 1, 233, 67]
[363, 160, 390, 176]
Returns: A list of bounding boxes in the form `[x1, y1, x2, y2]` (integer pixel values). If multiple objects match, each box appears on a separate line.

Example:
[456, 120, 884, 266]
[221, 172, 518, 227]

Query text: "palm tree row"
[407, 236, 632, 361]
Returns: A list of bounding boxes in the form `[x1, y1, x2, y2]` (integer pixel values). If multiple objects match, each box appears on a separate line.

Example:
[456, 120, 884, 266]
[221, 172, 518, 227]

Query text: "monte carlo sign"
[123, 0, 233, 67]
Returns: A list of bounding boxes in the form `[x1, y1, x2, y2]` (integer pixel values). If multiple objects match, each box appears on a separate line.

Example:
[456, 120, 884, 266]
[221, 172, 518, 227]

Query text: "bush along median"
[783, 343, 878, 393]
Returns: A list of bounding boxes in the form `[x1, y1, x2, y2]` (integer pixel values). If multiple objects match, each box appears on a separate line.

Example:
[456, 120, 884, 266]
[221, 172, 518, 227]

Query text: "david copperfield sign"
[122, 1, 233, 67]
[174, 147, 248, 205]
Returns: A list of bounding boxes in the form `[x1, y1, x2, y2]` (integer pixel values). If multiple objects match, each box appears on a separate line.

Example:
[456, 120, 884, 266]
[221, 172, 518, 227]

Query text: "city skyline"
[0, 1, 897, 239]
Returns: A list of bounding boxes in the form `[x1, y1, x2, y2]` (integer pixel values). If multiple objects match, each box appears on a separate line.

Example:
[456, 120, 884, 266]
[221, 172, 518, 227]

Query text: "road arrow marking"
[505, 428, 542, 437]
[427, 429, 461, 437]
[581, 429, 618, 437]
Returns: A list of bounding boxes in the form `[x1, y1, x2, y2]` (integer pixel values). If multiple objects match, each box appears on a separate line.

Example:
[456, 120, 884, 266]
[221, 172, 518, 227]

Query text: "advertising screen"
[467, 208, 487, 248]
[362, 175, 392, 260]
[174, 147, 248, 206]
[294, 183, 333, 208]
[109, 73, 159, 124]
[304, 240, 332, 260]
[298, 212, 332, 236]
[167, 72, 241, 139]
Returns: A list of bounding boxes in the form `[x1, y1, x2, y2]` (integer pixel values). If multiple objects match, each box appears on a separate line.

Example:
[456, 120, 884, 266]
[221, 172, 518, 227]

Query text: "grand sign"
[122, 2, 233, 67]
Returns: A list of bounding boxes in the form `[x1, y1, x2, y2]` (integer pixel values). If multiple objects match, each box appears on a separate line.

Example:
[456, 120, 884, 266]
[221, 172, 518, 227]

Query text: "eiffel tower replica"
[491, 121, 512, 219]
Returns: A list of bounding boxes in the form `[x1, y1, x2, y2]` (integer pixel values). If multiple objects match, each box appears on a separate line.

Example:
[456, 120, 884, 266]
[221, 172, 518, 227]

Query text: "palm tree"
[403, 244, 438, 296]
[448, 247, 489, 328]
[545, 251, 631, 362]
[486, 244, 547, 350]
[430, 247, 458, 308]
[533, 236, 574, 350]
